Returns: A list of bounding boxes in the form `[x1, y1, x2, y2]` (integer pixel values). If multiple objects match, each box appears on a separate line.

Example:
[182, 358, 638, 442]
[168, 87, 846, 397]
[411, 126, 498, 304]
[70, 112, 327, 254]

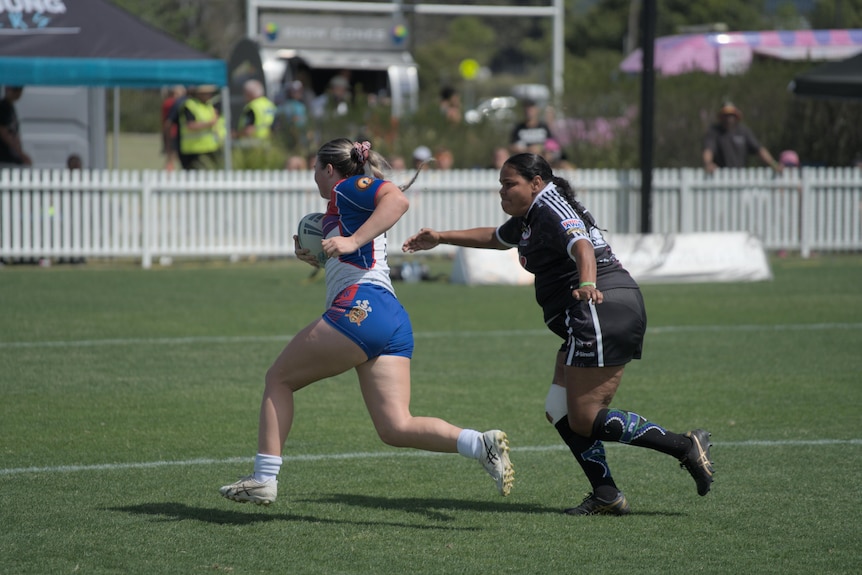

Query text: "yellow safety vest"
[239, 96, 277, 141]
[179, 99, 220, 155]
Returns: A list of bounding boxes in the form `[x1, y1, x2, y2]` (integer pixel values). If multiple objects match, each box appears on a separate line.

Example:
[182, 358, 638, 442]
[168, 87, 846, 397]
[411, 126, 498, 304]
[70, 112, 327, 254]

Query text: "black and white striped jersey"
[497, 183, 638, 323]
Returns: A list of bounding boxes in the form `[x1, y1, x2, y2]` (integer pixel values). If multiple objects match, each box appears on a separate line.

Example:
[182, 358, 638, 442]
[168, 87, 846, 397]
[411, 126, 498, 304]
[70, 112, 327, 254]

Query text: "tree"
[414, 16, 499, 88]
[809, 0, 862, 28]
[568, 0, 771, 57]
[109, 0, 243, 57]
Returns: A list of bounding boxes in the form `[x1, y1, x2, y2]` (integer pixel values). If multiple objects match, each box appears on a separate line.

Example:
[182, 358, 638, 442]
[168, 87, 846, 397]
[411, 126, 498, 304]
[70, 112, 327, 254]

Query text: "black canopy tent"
[789, 52, 862, 100]
[0, 0, 229, 167]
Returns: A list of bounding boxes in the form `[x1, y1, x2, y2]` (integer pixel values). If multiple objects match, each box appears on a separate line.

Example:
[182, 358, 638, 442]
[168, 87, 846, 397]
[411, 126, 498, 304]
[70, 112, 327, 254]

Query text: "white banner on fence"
[449, 232, 772, 286]
[608, 232, 773, 283]
[450, 248, 534, 286]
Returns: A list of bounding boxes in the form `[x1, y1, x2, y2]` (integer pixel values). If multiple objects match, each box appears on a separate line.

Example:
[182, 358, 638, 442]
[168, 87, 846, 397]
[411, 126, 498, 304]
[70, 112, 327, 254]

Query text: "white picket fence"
[1, 167, 860, 267]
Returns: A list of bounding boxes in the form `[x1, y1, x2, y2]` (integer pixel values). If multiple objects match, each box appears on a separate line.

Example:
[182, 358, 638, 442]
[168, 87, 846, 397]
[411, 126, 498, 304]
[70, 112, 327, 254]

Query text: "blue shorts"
[322, 283, 414, 360]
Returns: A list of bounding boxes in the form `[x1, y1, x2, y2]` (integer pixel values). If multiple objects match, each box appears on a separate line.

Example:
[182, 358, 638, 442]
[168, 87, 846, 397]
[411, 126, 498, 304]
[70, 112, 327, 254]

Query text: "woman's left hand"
[573, 285, 603, 304]
[293, 235, 320, 268]
[322, 235, 359, 258]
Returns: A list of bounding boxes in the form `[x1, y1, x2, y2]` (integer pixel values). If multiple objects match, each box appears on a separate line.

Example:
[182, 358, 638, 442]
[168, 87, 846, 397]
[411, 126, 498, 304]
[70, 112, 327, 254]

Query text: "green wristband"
[579, 282, 596, 288]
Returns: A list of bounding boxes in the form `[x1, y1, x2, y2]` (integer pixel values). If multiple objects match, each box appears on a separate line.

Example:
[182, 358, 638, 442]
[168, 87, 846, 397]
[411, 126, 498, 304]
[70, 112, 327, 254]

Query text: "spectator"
[66, 154, 83, 170]
[388, 155, 406, 171]
[177, 85, 221, 170]
[702, 103, 782, 174]
[412, 145, 432, 169]
[543, 138, 575, 170]
[489, 146, 509, 170]
[235, 79, 277, 146]
[284, 154, 307, 171]
[434, 146, 455, 170]
[780, 150, 800, 168]
[311, 74, 351, 119]
[510, 99, 555, 155]
[160, 85, 185, 171]
[275, 80, 310, 149]
[0, 86, 32, 167]
[439, 86, 462, 124]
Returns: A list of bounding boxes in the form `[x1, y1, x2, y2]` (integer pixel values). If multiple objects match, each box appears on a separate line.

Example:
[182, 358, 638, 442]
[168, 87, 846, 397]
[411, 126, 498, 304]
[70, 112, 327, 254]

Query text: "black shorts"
[547, 287, 647, 368]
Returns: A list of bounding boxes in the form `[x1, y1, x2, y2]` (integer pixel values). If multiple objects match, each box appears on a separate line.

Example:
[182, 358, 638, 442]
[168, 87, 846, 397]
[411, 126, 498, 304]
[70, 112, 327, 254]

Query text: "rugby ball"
[297, 212, 328, 265]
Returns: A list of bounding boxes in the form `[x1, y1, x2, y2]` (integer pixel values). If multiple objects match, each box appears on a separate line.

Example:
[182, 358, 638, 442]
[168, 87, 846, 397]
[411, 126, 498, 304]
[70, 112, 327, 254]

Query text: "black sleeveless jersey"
[496, 183, 638, 323]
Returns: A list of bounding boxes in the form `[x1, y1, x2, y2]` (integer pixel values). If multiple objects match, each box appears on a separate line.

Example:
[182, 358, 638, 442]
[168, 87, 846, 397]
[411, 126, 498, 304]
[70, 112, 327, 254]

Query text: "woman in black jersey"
[403, 153, 714, 515]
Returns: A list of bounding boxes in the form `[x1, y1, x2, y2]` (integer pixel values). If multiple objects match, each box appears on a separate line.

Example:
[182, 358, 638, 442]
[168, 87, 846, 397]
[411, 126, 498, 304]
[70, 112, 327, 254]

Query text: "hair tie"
[352, 141, 371, 165]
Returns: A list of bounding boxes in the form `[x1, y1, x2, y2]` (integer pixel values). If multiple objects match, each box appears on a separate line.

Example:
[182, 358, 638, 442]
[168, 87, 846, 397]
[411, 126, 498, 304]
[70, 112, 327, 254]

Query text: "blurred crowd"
[3, 82, 835, 174]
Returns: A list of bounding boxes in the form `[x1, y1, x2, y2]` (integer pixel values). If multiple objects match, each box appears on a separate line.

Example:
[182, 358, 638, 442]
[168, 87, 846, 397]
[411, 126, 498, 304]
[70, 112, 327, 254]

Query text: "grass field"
[1, 254, 860, 574]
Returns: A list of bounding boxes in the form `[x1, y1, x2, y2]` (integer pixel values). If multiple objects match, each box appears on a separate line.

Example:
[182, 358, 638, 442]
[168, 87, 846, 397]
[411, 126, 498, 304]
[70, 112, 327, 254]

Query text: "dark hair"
[503, 153, 597, 229]
[440, 86, 456, 100]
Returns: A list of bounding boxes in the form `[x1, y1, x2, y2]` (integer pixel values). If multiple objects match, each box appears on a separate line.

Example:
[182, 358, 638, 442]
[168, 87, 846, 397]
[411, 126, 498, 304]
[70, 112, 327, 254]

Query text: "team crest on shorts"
[356, 177, 374, 190]
[347, 299, 373, 325]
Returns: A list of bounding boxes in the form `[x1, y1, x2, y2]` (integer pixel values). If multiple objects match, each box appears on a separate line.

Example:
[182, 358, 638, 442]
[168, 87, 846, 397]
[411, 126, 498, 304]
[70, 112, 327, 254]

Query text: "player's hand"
[322, 235, 359, 258]
[573, 285, 603, 304]
[402, 228, 440, 253]
[293, 234, 320, 268]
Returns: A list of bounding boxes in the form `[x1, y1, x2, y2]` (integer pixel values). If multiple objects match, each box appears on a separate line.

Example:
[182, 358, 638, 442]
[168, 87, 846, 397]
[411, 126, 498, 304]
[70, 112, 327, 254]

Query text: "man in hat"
[178, 85, 221, 170]
[702, 102, 782, 173]
[0, 86, 32, 167]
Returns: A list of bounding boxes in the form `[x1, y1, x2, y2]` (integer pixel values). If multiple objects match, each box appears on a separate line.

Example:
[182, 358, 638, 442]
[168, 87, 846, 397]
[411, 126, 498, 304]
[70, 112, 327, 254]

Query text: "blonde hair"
[315, 138, 427, 191]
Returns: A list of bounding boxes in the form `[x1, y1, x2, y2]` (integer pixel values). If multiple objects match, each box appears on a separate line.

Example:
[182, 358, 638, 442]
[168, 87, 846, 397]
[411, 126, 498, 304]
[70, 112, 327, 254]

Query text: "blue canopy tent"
[0, 0, 229, 167]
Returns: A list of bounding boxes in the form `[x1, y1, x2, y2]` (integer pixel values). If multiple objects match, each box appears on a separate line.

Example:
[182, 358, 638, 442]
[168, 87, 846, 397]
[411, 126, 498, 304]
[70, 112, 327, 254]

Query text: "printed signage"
[258, 13, 406, 51]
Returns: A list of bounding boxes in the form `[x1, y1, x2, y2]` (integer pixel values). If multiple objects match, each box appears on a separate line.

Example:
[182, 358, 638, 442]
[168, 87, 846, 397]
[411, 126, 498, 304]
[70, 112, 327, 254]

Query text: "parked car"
[464, 96, 517, 124]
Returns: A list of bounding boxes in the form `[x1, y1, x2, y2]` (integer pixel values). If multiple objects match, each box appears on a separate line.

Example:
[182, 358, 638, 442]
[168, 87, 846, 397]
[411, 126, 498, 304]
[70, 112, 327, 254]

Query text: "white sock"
[456, 429, 484, 460]
[253, 453, 283, 483]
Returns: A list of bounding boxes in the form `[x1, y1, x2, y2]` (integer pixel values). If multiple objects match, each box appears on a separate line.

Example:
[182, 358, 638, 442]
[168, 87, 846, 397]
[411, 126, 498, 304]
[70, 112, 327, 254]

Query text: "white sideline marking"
[1, 439, 859, 477]
[1, 323, 861, 349]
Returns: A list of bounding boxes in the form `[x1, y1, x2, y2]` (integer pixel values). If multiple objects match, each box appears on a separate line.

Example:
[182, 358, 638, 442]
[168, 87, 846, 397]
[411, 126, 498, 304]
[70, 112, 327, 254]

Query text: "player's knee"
[264, 364, 300, 390]
[375, 423, 408, 447]
[264, 365, 280, 388]
[566, 411, 594, 436]
[544, 384, 567, 425]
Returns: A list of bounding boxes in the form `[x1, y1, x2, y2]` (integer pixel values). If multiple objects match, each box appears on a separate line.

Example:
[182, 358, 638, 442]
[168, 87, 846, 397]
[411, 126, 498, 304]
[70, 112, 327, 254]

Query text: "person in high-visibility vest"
[235, 79, 276, 146]
[178, 85, 221, 170]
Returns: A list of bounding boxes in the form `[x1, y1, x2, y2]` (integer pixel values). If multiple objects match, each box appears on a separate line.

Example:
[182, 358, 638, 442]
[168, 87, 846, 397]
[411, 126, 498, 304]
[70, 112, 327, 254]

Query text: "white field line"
[1, 323, 861, 350]
[1, 440, 860, 477]
[1, 323, 860, 478]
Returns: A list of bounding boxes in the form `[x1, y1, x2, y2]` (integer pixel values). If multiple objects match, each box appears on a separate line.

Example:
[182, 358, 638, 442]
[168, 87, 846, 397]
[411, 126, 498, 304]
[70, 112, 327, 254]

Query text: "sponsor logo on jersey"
[356, 177, 374, 190]
[561, 218, 586, 235]
[347, 299, 372, 325]
[520, 225, 532, 241]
